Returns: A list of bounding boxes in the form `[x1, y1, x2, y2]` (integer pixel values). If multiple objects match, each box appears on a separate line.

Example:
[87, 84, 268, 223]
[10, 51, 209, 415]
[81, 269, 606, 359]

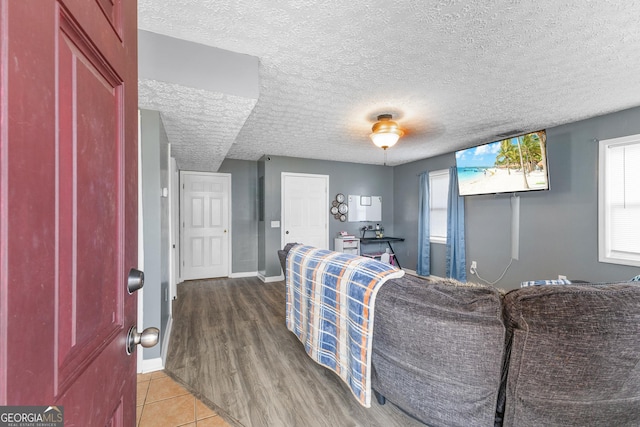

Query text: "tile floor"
[137, 370, 232, 427]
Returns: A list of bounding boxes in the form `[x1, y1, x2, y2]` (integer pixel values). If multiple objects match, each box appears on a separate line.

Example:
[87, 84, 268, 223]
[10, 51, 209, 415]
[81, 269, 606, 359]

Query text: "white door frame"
[180, 171, 232, 280]
[168, 150, 179, 299]
[281, 172, 329, 250]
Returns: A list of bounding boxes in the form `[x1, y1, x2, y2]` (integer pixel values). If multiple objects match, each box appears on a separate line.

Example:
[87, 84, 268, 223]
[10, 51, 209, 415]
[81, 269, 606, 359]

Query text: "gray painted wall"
[259, 155, 397, 278]
[218, 159, 259, 273]
[159, 119, 170, 343]
[140, 109, 171, 360]
[393, 153, 452, 278]
[156, 108, 640, 291]
[393, 106, 640, 289]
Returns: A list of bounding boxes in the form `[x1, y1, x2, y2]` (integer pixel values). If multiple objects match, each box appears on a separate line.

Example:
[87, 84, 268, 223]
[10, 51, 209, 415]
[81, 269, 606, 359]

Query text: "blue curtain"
[417, 171, 430, 276]
[446, 166, 466, 281]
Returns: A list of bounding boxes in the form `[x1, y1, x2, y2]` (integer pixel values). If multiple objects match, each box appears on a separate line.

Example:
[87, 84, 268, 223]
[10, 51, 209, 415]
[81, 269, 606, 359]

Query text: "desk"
[360, 237, 405, 268]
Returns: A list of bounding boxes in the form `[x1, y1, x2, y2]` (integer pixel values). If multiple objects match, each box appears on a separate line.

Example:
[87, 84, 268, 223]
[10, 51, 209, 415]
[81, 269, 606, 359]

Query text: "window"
[598, 134, 640, 267]
[429, 169, 449, 244]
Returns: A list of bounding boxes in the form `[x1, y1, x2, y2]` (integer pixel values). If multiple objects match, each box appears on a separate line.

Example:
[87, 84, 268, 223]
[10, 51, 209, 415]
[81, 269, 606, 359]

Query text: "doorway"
[281, 173, 329, 249]
[180, 172, 231, 280]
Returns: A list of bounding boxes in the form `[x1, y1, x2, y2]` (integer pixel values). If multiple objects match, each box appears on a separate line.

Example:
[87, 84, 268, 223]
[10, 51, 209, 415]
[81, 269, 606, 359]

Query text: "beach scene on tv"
[455, 130, 549, 196]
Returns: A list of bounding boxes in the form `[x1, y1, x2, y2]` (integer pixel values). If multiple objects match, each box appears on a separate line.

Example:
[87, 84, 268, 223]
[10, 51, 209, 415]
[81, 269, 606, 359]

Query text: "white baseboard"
[138, 357, 163, 374]
[258, 273, 284, 283]
[229, 271, 258, 278]
[136, 317, 172, 374]
[161, 316, 173, 366]
[402, 268, 444, 280]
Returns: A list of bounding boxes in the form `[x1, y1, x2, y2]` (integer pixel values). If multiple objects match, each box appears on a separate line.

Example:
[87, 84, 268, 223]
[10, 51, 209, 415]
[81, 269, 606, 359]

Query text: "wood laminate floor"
[165, 277, 427, 427]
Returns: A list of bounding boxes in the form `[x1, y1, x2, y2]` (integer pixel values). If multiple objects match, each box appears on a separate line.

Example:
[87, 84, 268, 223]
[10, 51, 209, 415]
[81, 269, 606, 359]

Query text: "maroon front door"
[1, 0, 138, 425]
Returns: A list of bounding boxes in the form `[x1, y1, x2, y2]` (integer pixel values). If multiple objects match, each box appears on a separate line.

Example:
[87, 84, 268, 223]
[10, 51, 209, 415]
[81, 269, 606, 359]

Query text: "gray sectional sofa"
[500, 282, 640, 426]
[371, 273, 505, 427]
[278, 244, 640, 426]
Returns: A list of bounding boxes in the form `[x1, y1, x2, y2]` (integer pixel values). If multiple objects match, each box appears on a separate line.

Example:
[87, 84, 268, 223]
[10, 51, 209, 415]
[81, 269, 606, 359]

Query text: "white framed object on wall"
[598, 133, 640, 267]
[347, 195, 382, 222]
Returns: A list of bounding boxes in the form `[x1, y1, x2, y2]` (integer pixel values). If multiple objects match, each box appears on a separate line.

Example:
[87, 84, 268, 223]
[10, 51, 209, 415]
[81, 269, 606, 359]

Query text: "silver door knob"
[126, 325, 159, 355]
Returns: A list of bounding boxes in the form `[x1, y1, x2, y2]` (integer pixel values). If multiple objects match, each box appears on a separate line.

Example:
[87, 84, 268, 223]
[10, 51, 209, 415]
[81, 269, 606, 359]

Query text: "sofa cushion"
[502, 282, 640, 427]
[372, 274, 505, 427]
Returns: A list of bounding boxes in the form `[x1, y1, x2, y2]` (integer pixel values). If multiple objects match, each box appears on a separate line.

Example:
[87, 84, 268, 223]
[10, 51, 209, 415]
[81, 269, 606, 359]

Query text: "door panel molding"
[55, 10, 125, 396]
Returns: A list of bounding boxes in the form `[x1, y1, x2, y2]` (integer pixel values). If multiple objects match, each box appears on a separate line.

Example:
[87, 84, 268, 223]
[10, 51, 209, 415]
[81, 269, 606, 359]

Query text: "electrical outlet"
[470, 261, 477, 275]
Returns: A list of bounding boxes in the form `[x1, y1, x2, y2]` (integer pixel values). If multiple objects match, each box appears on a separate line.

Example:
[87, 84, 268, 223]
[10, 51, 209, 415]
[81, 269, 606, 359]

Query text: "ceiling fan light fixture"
[370, 114, 404, 149]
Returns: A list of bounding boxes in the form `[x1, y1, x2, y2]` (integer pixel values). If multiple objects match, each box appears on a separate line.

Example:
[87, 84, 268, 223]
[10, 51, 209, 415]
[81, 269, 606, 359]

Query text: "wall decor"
[331, 193, 348, 221]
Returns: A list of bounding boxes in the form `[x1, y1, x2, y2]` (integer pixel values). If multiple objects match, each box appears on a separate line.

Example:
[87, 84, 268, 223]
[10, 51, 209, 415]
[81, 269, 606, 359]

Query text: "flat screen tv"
[455, 130, 549, 196]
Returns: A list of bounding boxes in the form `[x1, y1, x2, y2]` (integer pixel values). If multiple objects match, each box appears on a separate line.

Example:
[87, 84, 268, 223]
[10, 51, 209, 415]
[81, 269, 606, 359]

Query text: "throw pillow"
[520, 279, 572, 288]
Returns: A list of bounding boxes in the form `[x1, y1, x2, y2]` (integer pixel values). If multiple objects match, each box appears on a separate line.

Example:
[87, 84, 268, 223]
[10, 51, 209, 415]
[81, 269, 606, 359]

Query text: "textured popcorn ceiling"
[138, 79, 257, 171]
[138, 0, 640, 168]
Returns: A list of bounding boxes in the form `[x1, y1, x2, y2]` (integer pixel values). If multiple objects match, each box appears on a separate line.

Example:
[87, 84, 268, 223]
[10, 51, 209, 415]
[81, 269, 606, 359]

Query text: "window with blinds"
[429, 169, 450, 244]
[598, 134, 640, 267]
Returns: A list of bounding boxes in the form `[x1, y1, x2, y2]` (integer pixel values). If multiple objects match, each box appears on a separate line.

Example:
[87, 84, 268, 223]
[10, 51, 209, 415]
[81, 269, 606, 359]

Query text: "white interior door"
[181, 172, 231, 280]
[282, 173, 329, 249]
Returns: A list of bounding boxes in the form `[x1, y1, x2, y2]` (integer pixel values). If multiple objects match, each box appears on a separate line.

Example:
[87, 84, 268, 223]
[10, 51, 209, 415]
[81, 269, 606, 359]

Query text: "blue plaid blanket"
[285, 245, 405, 407]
